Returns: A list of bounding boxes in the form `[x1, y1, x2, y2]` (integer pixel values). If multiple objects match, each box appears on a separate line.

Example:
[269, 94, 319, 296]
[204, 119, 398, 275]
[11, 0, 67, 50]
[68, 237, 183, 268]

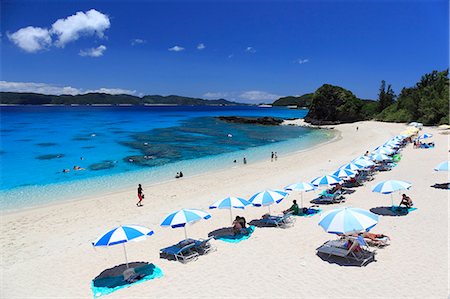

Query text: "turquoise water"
[0, 106, 333, 211]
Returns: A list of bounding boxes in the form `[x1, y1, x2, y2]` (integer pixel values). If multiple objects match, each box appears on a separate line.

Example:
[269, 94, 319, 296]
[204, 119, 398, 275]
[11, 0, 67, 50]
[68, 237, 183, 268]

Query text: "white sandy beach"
[1, 121, 449, 299]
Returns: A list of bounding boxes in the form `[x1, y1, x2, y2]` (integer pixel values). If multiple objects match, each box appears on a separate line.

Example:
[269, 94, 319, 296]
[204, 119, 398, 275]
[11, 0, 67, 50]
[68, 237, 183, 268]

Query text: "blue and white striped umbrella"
[394, 134, 408, 140]
[418, 133, 433, 139]
[161, 209, 211, 228]
[372, 180, 412, 194]
[284, 182, 317, 207]
[332, 168, 357, 178]
[92, 225, 154, 268]
[210, 197, 251, 209]
[434, 161, 449, 171]
[372, 180, 412, 206]
[284, 182, 317, 192]
[249, 189, 288, 213]
[311, 175, 342, 187]
[352, 157, 375, 168]
[371, 153, 392, 161]
[210, 197, 251, 223]
[340, 162, 365, 171]
[318, 207, 378, 235]
[161, 209, 211, 239]
[372, 146, 394, 155]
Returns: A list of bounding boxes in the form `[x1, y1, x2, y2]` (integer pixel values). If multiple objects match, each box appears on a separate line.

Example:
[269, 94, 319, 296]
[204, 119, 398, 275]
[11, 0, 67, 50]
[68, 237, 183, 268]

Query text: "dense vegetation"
[304, 84, 375, 124]
[272, 93, 313, 107]
[299, 69, 449, 125]
[377, 70, 449, 125]
[0, 92, 243, 106]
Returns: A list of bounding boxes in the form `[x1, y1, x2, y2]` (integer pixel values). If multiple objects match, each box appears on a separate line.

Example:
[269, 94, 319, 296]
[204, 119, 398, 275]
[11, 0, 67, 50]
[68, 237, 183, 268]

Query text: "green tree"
[378, 69, 449, 125]
[377, 80, 395, 112]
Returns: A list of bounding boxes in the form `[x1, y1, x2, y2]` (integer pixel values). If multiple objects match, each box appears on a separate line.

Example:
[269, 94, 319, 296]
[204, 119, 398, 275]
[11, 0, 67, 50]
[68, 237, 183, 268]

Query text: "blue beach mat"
[294, 208, 322, 217]
[391, 206, 417, 213]
[91, 263, 163, 298]
[215, 226, 255, 243]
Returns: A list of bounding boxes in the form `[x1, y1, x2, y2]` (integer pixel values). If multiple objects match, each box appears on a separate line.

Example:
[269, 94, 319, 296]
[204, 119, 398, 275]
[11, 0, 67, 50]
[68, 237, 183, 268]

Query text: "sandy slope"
[1, 121, 448, 299]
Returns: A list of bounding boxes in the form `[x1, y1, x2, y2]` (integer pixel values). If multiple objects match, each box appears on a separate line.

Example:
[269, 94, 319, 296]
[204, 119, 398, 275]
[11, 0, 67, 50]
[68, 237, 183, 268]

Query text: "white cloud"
[203, 92, 230, 99]
[131, 38, 146, 46]
[245, 46, 256, 53]
[0, 81, 136, 95]
[8, 9, 110, 53]
[79, 45, 106, 57]
[85, 87, 137, 94]
[51, 9, 110, 47]
[295, 58, 309, 64]
[197, 43, 205, 50]
[239, 90, 281, 102]
[7, 26, 52, 53]
[168, 45, 185, 52]
[204, 90, 282, 103]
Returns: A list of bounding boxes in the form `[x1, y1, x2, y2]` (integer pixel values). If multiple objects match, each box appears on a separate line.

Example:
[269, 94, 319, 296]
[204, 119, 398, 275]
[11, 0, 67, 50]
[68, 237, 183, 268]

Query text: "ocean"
[0, 105, 334, 211]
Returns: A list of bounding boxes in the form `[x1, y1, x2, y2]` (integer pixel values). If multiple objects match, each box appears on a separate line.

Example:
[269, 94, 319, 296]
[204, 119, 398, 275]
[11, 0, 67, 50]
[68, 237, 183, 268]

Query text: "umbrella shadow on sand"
[431, 183, 450, 190]
[370, 206, 409, 216]
[94, 262, 150, 280]
[316, 252, 376, 267]
[208, 227, 233, 238]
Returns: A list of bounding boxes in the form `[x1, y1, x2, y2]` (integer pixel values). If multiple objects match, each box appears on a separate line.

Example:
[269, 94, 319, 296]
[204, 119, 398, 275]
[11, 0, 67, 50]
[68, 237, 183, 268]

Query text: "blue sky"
[1, 0, 448, 103]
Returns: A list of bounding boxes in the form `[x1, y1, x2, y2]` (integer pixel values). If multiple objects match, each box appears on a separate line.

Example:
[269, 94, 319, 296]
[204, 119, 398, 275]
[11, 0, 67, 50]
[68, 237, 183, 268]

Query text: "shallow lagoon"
[0, 106, 333, 210]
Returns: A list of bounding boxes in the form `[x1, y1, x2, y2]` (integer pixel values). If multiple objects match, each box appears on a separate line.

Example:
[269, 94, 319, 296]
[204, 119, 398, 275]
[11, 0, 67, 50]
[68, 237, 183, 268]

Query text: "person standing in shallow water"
[243, 156, 247, 164]
[137, 184, 143, 207]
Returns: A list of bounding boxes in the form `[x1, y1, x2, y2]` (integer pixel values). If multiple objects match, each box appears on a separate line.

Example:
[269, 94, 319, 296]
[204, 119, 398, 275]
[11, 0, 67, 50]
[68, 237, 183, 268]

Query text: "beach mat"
[91, 263, 163, 298]
[392, 206, 417, 213]
[215, 226, 255, 243]
[294, 208, 322, 217]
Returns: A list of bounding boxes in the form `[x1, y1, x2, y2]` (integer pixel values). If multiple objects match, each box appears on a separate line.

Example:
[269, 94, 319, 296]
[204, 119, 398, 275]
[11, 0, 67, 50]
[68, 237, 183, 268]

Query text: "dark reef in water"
[216, 116, 283, 125]
[89, 160, 116, 170]
[117, 116, 307, 168]
[36, 142, 58, 147]
[36, 153, 65, 160]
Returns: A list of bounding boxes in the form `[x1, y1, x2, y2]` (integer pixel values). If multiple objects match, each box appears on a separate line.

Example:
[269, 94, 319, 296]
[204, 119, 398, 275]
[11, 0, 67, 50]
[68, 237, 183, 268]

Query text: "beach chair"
[160, 242, 199, 263]
[314, 190, 345, 204]
[316, 237, 375, 266]
[193, 237, 216, 255]
[260, 212, 296, 228]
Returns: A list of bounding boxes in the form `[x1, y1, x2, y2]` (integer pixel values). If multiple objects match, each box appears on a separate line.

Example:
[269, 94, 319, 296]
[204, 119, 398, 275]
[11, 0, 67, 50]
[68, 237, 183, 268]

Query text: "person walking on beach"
[274, 152, 278, 161]
[243, 156, 247, 164]
[271, 152, 274, 162]
[137, 184, 144, 207]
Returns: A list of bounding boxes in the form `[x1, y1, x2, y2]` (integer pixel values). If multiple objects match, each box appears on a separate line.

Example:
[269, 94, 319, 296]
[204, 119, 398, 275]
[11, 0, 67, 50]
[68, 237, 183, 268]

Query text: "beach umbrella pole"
[391, 193, 394, 207]
[229, 209, 233, 225]
[300, 192, 304, 208]
[268, 205, 271, 215]
[122, 243, 129, 269]
[184, 226, 188, 240]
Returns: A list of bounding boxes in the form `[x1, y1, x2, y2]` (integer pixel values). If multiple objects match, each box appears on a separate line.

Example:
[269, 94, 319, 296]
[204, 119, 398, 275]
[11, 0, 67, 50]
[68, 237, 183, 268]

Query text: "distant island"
[0, 92, 246, 106]
[272, 93, 314, 108]
[1, 70, 448, 126]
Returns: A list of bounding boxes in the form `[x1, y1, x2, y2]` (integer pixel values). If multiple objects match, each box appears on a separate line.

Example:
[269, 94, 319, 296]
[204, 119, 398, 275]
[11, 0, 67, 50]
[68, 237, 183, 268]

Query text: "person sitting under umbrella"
[232, 216, 247, 235]
[283, 200, 299, 215]
[399, 194, 413, 208]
